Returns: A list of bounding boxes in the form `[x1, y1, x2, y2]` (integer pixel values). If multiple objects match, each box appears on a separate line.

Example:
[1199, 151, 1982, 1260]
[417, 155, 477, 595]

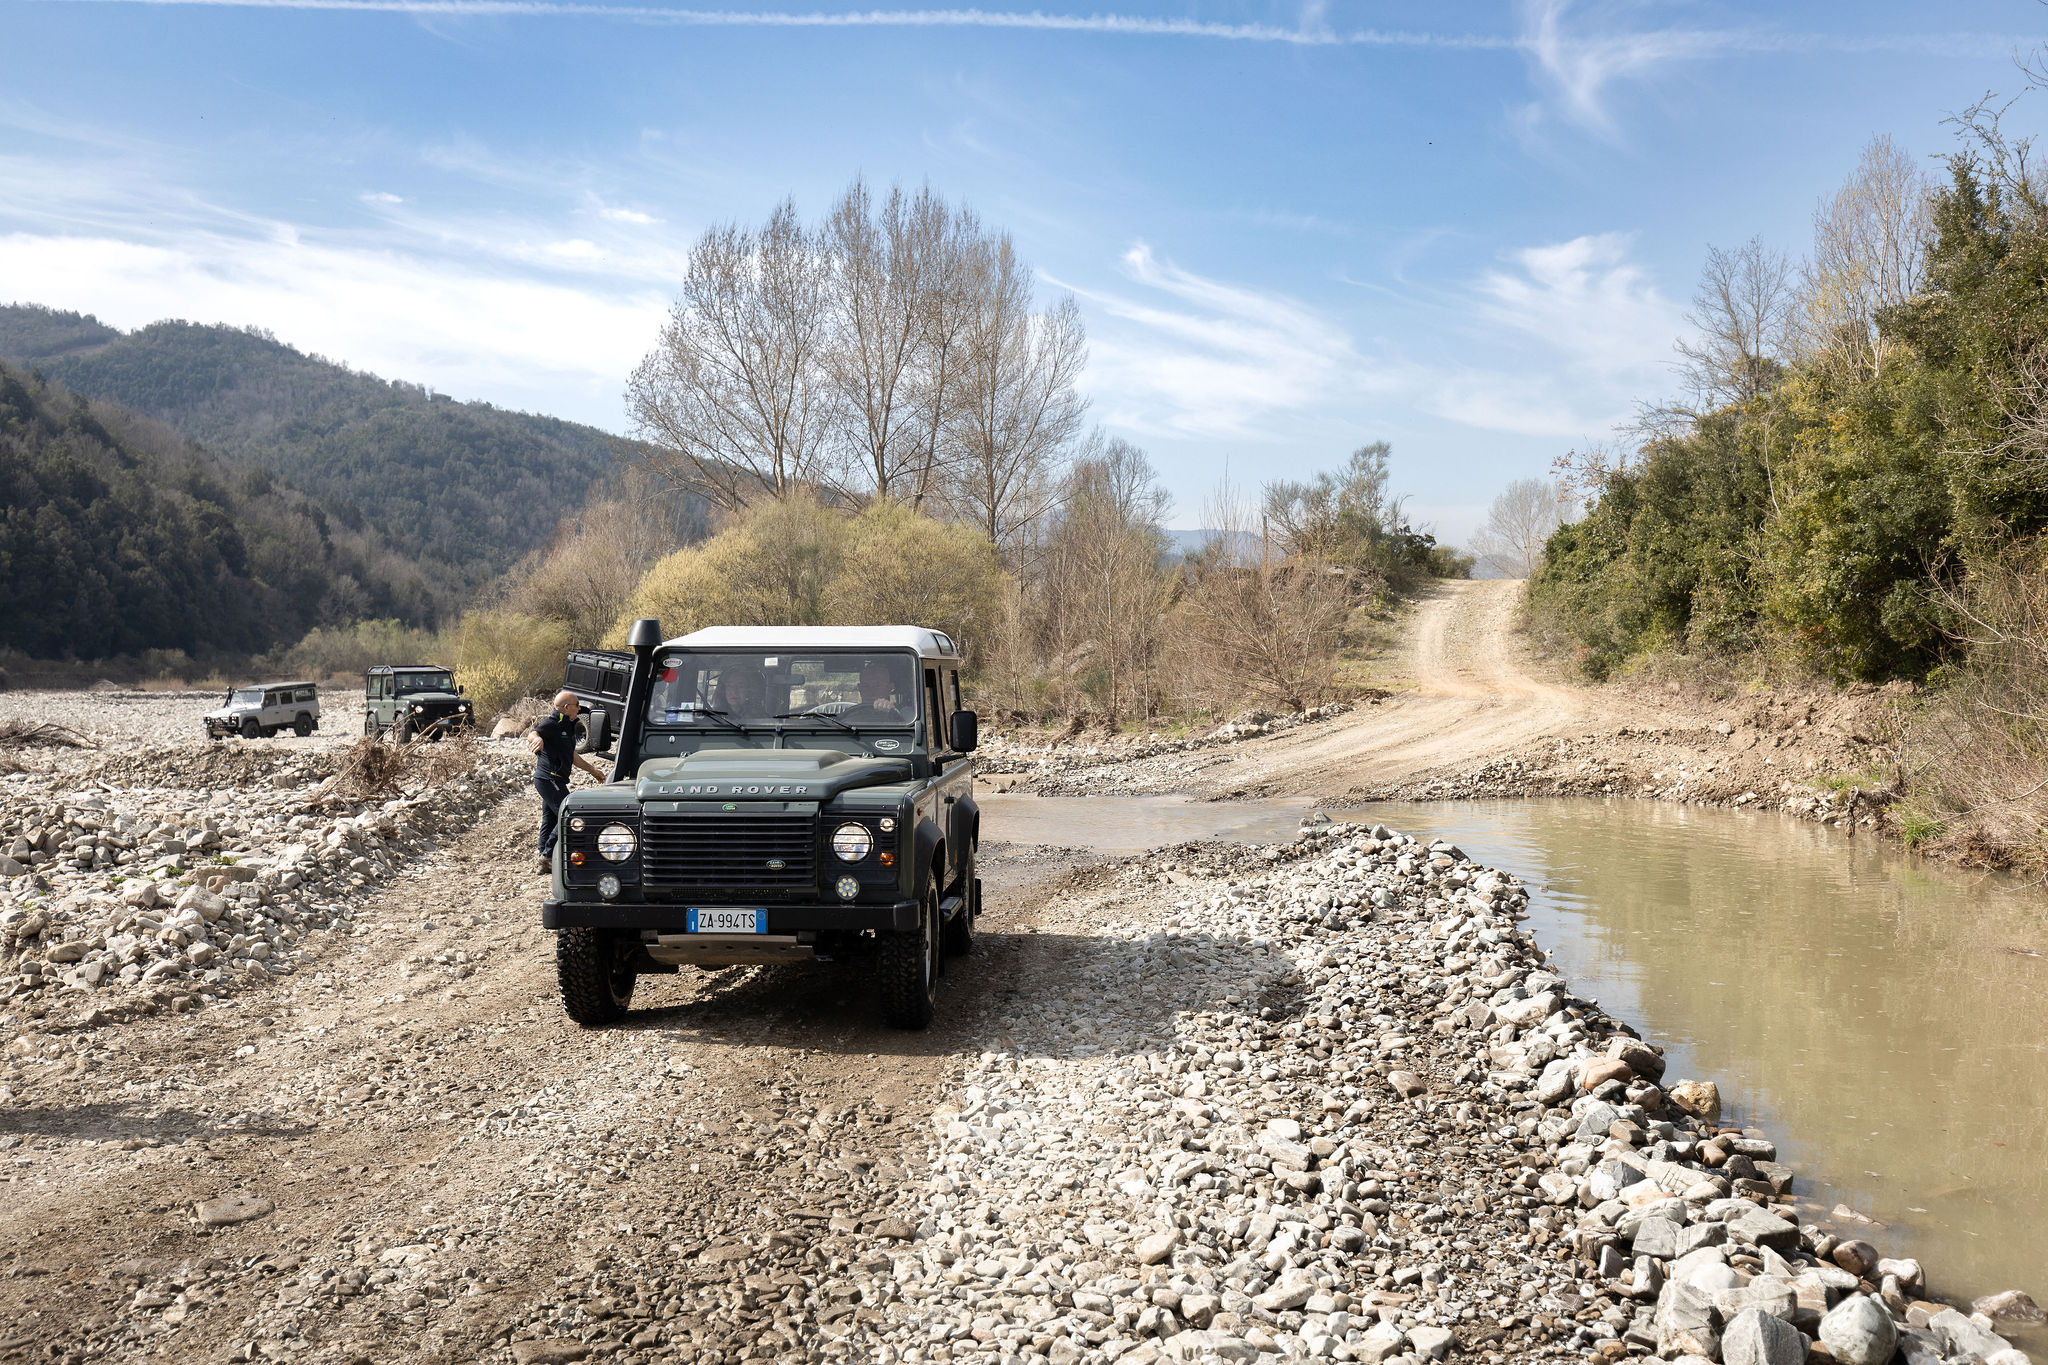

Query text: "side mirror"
[457, 684, 465, 695]
[948, 709, 979, 753]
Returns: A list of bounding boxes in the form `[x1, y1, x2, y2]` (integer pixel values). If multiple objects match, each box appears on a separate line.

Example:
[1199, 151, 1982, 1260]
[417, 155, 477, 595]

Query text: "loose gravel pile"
[0, 687, 370, 751]
[0, 737, 525, 1030]
[805, 822, 2038, 1365]
[983, 706, 1353, 798]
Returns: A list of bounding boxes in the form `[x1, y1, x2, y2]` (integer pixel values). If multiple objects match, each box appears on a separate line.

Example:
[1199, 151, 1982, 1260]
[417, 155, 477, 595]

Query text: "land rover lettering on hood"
[541, 623, 980, 1032]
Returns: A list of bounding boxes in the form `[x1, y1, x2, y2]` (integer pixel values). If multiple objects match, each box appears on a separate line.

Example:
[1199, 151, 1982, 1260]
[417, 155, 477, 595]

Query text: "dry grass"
[1906, 541, 2048, 875]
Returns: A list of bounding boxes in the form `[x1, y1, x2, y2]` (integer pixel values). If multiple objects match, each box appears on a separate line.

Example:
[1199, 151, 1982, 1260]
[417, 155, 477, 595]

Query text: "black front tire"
[557, 927, 636, 1026]
[881, 870, 941, 1030]
[942, 869, 978, 959]
[398, 721, 415, 745]
[241, 719, 260, 740]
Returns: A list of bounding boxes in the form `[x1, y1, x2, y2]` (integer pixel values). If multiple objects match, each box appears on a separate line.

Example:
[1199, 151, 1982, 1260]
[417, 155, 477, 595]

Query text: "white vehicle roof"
[670, 625, 961, 660]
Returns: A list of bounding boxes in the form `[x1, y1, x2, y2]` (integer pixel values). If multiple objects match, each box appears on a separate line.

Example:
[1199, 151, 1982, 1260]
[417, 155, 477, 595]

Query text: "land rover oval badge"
[721, 802, 737, 811]
[765, 858, 787, 870]
[874, 739, 900, 751]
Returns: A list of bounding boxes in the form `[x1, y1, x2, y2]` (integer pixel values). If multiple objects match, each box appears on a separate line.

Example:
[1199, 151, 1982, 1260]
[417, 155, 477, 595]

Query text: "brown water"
[981, 793, 2048, 1315]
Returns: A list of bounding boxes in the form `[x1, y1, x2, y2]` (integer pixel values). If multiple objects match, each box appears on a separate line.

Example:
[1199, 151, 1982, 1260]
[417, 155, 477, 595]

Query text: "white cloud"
[1415, 231, 1683, 437]
[1059, 244, 1397, 440]
[1514, 0, 1726, 136]
[599, 205, 659, 225]
[361, 190, 404, 205]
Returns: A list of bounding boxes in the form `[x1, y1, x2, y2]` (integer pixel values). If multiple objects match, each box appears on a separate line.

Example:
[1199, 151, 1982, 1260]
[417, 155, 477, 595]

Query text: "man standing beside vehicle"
[528, 691, 608, 875]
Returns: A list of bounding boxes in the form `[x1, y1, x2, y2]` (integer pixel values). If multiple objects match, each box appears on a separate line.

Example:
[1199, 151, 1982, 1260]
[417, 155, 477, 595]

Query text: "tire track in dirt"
[0, 798, 1105, 1364]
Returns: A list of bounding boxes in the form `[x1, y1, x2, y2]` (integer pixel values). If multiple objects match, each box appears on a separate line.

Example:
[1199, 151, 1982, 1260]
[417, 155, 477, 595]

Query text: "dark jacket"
[533, 712, 579, 784]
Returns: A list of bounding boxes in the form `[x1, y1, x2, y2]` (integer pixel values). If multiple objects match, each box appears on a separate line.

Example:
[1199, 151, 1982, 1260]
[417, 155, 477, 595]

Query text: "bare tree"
[1674, 236, 1795, 408]
[1470, 476, 1569, 578]
[906, 189, 981, 511]
[1173, 482, 1354, 713]
[944, 235, 1089, 558]
[1263, 440, 1396, 561]
[823, 178, 929, 502]
[1799, 135, 1934, 376]
[1034, 437, 1173, 717]
[510, 488, 681, 646]
[627, 200, 834, 510]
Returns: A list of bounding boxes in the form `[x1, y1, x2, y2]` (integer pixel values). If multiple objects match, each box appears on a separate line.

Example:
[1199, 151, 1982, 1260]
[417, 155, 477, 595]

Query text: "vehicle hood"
[205, 706, 254, 720]
[396, 691, 464, 705]
[635, 748, 911, 801]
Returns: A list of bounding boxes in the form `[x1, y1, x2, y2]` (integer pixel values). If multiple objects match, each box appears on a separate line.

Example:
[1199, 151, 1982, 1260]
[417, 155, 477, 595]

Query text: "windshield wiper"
[693, 707, 748, 732]
[773, 709, 858, 735]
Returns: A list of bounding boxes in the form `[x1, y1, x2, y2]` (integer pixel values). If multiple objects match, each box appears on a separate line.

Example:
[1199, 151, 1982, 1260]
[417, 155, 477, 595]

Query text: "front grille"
[641, 813, 816, 892]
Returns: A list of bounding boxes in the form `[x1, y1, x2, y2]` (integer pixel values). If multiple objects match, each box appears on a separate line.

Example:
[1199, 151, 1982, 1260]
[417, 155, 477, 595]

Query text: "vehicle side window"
[924, 668, 944, 751]
[948, 669, 962, 712]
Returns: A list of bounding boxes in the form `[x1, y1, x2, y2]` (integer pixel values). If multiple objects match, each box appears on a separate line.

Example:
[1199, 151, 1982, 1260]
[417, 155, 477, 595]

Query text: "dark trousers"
[535, 774, 568, 857]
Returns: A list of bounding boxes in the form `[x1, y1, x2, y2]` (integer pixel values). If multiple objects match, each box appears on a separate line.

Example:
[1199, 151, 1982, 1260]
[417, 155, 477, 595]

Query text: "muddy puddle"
[980, 793, 2048, 1315]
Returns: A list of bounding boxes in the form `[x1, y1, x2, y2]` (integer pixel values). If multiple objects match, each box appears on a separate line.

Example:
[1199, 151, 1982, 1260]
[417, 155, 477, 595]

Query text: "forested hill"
[0, 361, 436, 659]
[0, 304, 630, 589]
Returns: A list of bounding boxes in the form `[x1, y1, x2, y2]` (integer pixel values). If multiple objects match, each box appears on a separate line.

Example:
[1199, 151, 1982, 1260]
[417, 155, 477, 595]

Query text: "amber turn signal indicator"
[569, 850, 587, 866]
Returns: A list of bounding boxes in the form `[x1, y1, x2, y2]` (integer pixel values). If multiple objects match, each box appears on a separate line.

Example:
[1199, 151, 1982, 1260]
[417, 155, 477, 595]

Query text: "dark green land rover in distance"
[544, 622, 981, 1031]
[363, 665, 475, 742]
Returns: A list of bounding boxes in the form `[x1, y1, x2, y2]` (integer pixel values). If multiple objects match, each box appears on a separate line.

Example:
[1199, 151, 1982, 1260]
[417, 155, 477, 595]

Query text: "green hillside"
[0, 304, 635, 590]
[0, 361, 435, 659]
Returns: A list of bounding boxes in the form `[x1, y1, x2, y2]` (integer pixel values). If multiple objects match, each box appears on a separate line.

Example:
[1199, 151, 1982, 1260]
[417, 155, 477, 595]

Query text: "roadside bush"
[441, 609, 569, 718]
[282, 618, 441, 679]
[615, 494, 848, 639]
[831, 500, 1002, 651]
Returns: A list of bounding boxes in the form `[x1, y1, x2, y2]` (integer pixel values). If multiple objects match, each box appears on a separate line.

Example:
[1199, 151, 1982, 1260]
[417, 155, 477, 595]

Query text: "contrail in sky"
[26, 0, 2032, 63]
[30, 0, 1514, 45]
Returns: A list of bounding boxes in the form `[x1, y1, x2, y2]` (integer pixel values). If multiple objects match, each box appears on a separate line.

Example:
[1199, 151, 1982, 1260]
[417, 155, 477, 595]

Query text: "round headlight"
[597, 824, 637, 861]
[832, 823, 873, 861]
[835, 875, 860, 901]
[597, 874, 620, 899]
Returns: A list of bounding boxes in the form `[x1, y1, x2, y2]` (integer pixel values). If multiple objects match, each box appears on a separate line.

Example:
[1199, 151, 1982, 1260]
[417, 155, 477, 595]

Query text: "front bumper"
[542, 897, 919, 933]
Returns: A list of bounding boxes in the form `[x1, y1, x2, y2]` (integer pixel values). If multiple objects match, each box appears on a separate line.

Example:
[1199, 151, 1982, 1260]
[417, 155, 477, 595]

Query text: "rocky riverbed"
[795, 821, 2040, 1365]
[980, 705, 1355, 798]
[0, 734, 526, 1027]
[0, 702, 2036, 1365]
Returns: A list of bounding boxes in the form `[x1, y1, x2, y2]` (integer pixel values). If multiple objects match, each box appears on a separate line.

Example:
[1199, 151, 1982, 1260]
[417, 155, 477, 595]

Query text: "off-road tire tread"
[880, 872, 939, 1030]
[557, 927, 634, 1026]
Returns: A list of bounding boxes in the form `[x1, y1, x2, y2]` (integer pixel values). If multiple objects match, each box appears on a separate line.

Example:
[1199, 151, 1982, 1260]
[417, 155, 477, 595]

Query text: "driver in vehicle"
[837, 660, 909, 725]
[713, 667, 770, 718]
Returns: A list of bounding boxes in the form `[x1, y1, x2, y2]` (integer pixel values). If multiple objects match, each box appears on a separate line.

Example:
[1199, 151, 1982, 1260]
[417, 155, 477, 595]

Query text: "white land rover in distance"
[202, 681, 323, 740]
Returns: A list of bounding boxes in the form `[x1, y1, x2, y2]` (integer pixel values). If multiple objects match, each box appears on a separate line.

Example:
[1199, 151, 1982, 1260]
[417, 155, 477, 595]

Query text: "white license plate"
[686, 908, 763, 934]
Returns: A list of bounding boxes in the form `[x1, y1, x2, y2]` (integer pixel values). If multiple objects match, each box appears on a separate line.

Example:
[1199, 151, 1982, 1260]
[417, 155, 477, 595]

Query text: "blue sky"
[1, 0, 2039, 541]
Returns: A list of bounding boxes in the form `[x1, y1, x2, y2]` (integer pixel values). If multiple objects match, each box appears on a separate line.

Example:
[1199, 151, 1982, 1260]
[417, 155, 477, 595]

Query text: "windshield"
[647, 651, 919, 729]
[230, 688, 264, 707]
[395, 672, 453, 694]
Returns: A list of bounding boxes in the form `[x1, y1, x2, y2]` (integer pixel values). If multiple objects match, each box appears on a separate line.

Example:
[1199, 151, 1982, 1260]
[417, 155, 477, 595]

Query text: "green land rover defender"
[541, 622, 981, 1031]
[363, 665, 475, 742]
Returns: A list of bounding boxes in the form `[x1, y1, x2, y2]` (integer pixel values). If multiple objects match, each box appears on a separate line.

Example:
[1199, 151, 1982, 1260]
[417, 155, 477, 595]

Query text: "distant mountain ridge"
[0, 359, 434, 659]
[0, 303, 645, 598]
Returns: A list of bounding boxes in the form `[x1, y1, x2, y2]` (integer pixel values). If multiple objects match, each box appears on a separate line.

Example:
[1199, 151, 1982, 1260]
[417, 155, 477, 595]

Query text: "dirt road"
[0, 795, 1132, 1364]
[998, 580, 1647, 804]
